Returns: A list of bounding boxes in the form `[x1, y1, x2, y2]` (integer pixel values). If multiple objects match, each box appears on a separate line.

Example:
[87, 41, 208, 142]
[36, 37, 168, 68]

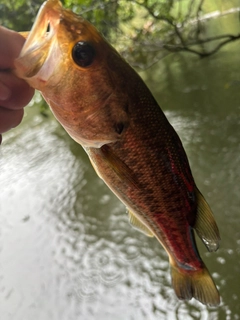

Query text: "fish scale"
[14, 0, 221, 306]
[90, 109, 199, 261]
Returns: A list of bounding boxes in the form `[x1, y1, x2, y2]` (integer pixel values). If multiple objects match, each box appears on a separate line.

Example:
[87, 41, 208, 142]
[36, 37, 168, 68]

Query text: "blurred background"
[0, 1, 240, 319]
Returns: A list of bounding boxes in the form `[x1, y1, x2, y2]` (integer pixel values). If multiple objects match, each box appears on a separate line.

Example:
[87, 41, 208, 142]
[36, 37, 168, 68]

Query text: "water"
[1, 32, 240, 320]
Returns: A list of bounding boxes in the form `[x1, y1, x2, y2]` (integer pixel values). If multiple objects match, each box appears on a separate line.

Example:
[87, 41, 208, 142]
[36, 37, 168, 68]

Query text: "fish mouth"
[15, 0, 62, 83]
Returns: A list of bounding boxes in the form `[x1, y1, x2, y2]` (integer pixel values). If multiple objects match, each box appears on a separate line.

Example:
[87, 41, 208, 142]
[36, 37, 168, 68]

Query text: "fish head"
[15, 0, 131, 147]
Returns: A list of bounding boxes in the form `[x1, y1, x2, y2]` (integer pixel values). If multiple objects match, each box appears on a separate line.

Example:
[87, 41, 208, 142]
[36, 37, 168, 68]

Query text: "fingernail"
[0, 81, 11, 100]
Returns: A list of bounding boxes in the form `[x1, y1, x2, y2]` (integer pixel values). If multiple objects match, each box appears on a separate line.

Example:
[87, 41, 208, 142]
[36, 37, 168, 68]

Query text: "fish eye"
[72, 41, 95, 67]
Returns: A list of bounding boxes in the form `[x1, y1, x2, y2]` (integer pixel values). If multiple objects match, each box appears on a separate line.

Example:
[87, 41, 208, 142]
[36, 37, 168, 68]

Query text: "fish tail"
[170, 259, 220, 307]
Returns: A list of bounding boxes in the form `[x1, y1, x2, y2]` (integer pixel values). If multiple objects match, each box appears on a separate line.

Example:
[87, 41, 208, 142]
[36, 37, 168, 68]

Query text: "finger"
[0, 80, 11, 101]
[0, 71, 34, 109]
[0, 107, 24, 133]
[0, 27, 25, 70]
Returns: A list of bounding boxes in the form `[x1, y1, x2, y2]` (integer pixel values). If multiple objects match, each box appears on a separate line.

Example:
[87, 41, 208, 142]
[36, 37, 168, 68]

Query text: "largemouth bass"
[14, 0, 220, 306]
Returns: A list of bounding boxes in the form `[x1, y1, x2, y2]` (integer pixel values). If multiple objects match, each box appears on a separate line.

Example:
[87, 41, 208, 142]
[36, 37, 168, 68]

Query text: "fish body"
[15, 0, 220, 306]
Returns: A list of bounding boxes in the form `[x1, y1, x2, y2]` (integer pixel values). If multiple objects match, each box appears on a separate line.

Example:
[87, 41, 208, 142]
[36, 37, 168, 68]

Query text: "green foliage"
[0, 0, 42, 31]
[1, 0, 239, 116]
[63, 0, 120, 37]
[1, 0, 239, 66]
[116, 0, 240, 67]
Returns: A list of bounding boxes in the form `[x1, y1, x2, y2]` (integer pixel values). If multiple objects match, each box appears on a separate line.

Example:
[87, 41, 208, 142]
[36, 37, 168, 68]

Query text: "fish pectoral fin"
[194, 187, 220, 252]
[128, 209, 154, 237]
[89, 157, 103, 180]
[100, 145, 139, 189]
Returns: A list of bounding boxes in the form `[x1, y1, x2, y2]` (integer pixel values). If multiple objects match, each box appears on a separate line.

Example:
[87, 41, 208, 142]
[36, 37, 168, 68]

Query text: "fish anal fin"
[170, 259, 220, 307]
[128, 209, 154, 237]
[194, 187, 220, 252]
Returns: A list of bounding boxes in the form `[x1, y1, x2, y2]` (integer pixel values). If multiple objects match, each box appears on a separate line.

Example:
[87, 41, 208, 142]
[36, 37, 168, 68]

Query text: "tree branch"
[185, 0, 195, 21]
[195, 0, 205, 37]
[132, 0, 187, 46]
[162, 33, 240, 58]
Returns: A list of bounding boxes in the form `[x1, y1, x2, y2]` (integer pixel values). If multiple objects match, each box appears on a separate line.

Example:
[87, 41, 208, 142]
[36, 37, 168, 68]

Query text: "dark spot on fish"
[114, 122, 125, 135]
[123, 102, 129, 113]
[187, 191, 195, 202]
[144, 194, 155, 203]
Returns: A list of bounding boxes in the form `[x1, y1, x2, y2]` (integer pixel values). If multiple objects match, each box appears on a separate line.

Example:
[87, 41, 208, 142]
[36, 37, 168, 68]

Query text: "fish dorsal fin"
[194, 187, 220, 252]
[128, 210, 154, 237]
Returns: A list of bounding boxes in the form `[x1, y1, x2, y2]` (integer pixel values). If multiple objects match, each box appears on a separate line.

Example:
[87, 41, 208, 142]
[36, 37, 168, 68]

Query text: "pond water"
[1, 22, 240, 320]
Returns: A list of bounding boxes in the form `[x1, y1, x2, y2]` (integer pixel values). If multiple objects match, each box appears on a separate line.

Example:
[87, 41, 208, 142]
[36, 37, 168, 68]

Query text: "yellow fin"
[100, 145, 139, 189]
[128, 210, 154, 237]
[194, 187, 220, 252]
[89, 157, 103, 180]
[19, 31, 29, 39]
[170, 259, 220, 306]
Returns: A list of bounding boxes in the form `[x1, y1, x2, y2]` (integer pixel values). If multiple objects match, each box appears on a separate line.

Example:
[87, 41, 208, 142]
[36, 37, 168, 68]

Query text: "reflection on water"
[0, 116, 172, 320]
[1, 38, 240, 320]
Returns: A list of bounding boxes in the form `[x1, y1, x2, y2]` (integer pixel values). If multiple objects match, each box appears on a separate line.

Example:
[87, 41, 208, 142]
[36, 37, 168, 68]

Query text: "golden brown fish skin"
[39, 22, 131, 147]
[87, 78, 199, 268]
[14, 0, 220, 306]
[86, 72, 220, 305]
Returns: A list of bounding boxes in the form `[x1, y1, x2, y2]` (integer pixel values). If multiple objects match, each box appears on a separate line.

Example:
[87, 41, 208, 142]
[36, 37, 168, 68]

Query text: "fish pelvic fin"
[170, 260, 220, 307]
[194, 187, 220, 252]
[19, 31, 29, 39]
[128, 209, 154, 237]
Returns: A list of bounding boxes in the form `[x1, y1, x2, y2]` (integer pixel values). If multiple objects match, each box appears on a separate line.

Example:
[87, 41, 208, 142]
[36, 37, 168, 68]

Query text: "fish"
[14, 0, 221, 306]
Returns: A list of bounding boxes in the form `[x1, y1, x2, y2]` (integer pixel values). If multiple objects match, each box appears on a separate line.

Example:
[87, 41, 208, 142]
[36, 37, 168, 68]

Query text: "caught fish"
[14, 0, 220, 306]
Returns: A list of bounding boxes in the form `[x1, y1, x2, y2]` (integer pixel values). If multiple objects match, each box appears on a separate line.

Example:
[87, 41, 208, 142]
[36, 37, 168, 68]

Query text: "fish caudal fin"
[170, 261, 220, 307]
[194, 187, 220, 252]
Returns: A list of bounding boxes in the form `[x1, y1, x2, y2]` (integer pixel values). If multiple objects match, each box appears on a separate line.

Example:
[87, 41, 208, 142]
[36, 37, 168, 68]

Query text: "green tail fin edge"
[194, 187, 220, 252]
[170, 261, 220, 307]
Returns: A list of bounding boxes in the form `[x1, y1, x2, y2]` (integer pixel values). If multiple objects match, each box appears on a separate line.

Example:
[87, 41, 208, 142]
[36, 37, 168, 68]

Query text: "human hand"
[0, 26, 34, 144]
